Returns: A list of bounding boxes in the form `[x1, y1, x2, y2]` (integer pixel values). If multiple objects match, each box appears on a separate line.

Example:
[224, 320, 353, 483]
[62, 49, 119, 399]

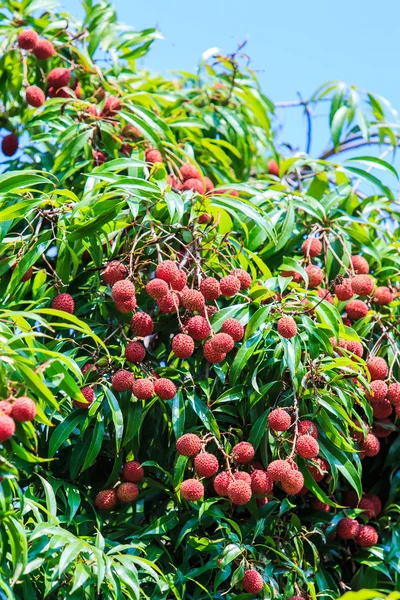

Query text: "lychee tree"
[0, 1, 399, 599]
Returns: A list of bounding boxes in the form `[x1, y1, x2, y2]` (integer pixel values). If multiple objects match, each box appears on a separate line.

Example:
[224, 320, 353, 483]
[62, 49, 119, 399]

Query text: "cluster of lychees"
[0, 396, 37, 443]
[332, 489, 382, 548]
[94, 460, 144, 510]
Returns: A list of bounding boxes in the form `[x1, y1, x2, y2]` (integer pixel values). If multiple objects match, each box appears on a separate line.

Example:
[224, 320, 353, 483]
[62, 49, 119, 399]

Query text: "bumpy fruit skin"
[312, 499, 330, 512]
[171, 270, 187, 291]
[371, 399, 392, 419]
[346, 340, 363, 357]
[158, 292, 180, 313]
[122, 460, 144, 483]
[180, 163, 201, 181]
[296, 435, 319, 458]
[112, 279, 135, 302]
[52, 293, 74, 314]
[176, 433, 201, 457]
[358, 497, 375, 519]
[102, 261, 127, 285]
[351, 274, 374, 296]
[2, 133, 18, 157]
[355, 525, 378, 547]
[214, 471, 231, 496]
[305, 265, 323, 288]
[231, 268, 252, 290]
[268, 408, 291, 432]
[200, 277, 220, 300]
[335, 279, 354, 301]
[211, 333, 234, 353]
[117, 482, 139, 503]
[360, 433, 380, 457]
[131, 312, 154, 337]
[351, 255, 369, 274]
[48, 67, 71, 90]
[233, 471, 251, 484]
[146, 278, 169, 298]
[194, 452, 219, 477]
[281, 270, 303, 283]
[180, 479, 204, 501]
[366, 356, 389, 381]
[18, 29, 38, 49]
[0, 401, 12, 415]
[33, 39, 55, 60]
[201, 305, 218, 318]
[186, 316, 210, 340]
[231, 441, 255, 464]
[267, 159, 279, 176]
[112, 370, 134, 392]
[203, 339, 226, 363]
[155, 260, 178, 283]
[242, 569, 264, 594]
[204, 177, 214, 192]
[365, 493, 382, 517]
[0, 415, 15, 442]
[172, 334, 194, 358]
[308, 458, 329, 482]
[365, 380, 388, 403]
[337, 517, 360, 539]
[125, 341, 145, 363]
[221, 318, 244, 342]
[132, 378, 154, 400]
[387, 382, 400, 405]
[298, 420, 318, 439]
[11, 396, 36, 421]
[73, 386, 95, 409]
[182, 178, 205, 194]
[267, 460, 292, 482]
[95, 489, 118, 510]
[277, 315, 297, 339]
[346, 299, 368, 320]
[181, 289, 205, 311]
[288, 596, 305, 600]
[301, 237, 322, 257]
[251, 470, 273, 494]
[281, 469, 304, 494]
[219, 275, 241, 297]
[373, 286, 394, 305]
[317, 288, 334, 304]
[26, 85, 45, 107]
[145, 148, 163, 163]
[115, 297, 137, 313]
[101, 96, 122, 117]
[227, 480, 252, 504]
[154, 378, 176, 400]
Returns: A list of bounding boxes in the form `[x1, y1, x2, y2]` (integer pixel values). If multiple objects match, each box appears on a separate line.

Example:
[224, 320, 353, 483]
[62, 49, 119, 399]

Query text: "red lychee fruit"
[296, 435, 319, 458]
[351, 274, 374, 297]
[176, 433, 201, 456]
[288, 596, 305, 600]
[73, 386, 95, 409]
[186, 316, 210, 340]
[95, 489, 118, 510]
[33, 39, 55, 60]
[52, 293, 74, 314]
[335, 278, 354, 301]
[233, 471, 252, 484]
[281, 469, 304, 495]
[200, 277, 220, 300]
[158, 291, 180, 313]
[117, 482, 139, 502]
[267, 460, 292, 482]
[337, 517, 360, 539]
[131, 312, 154, 337]
[365, 493, 382, 517]
[231, 441, 255, 464]
[154, 378, 176, 400]
[374, 418, 393, 438]
[0, 401, 12, 415]
[125, 341, 145, 364]
[18, 29, 38, 49]
[267, 159, 279, 176]
[2, 133, 18, 156]
[181, 289, 205, 311]
[210, 333, 234, 353]
[122, 460, 144, 482]
[360, 433, 380, 457]
[155, 260, 178, 283]
[115, 297, 137, 313]
[268, 408, 291, 432]
[227, 480, 252, 504]
[317, 288, 334, 304]
[180, 479, 204, 501]
[26, 85, 45, 107]
[366, 356, 388, 381]
[0, 415, 15, 442]
[194, 452, 219, 477]
[146, 278, 169, 298]
[277, 315, 297, 339]
[345, 340, 363, 357]
[251, 470, 273, 494]
[221, 318, 244, 342]
[145, 148, 163, 163]
[213, 471, 231, 496]
[355, 525, 378, 547]
[47, 67, 71, 90]
[171, 270, 187, 291]
[281, 270, 303, 283]
[387, 382, 400, 405]
[93, 151, 107, 166]
[358, 497, 375, 520]
[111, 279, 135, 302]
[201, 305, 219, 318]
[373, 286, 394, 305]
[342, 317, 352, 327]
[371, 399, 392, 419]
[302, 237, 322, 257]
[219, 275, 241, 297]
[48, 86, 73, 99]
[11, 262, 33, 282]
[351, 255, 369, 274]
[305, 265, 323, 288]
[346, 299, 368, 320]
[231, 268, 252, 290]
[203, 339, 226, 363]
[112, 370, 134, 392]
[172, 334, 194, 358]
[11, 396, 36, 421]
[365, 380, 388, 403]
[132, 378, 154, 400]
[242, 569, 264, 594]
[198, 213, 211, 224]
[180, 163, 201, 181]
[82, 363, 97, 376]
[101, 261, 127, 285]
[308, 458, 329, 482]
[181, 178, 205, 194]
[298, 420, 318, 439]
[101, 96, 122, 117]
[311, 499, 330, 512]
[204, 177, 214, 192]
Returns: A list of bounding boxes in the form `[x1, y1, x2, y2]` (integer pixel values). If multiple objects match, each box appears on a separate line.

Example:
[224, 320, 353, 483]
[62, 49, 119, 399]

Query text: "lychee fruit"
[181, 289, 205, 311]
[365, 380, 388, 403]
[305, 265, 323, 288]
[117, 482, 139, 503]
[242, 569, 264, 594]
[335, 279, 354, 301]
[371, 399, 392, 419]
[33, 39, 55, 60]
[346, 299, 368, 320]
[387, 382, 400, 405]
[112, 370, 134, 392]
[231, 268, 252, 290]
[145, 148, 163, 164]
[358, 497, 375, 520]
[130, 312, 154, 337]
[204, 177, 214, 192]
[0, 415, 15, 442]
[267, 159, 279, 176]
[268, 408, 291, 432]
[102, 261, 127, 285]
[308, 458, 329, 482]
[231, 441, 255, 464]
[227, 480, 252, 504]
[182, 178, 205, 194]
[101, 96, 122, 117]
[210, 333, 234, 353]
[281, 469, 305, 495]
[317, 288, 334, 304]
[365, 493, 382, 517]
[198, 213, 211, 224]
[351, 255, 369, 274]
[155, 260, 178, 283]
[115, 297, 137, 313]
[176, 433, 201, 456]
[52, 293, 74, 314]
[18, 29, 38, 50]
[93, 151, 107, 166]
[146, 278, 169, 298]
[312, 499, 330, 512]
[171, 270, 187, 291]
[219, 275, 241, 297]
[154, 378, 176, 400]
[132, 378, 154, 400]
[221, 318, 244, 341]
[302, 237, 322, 257]
[355, 525, 378, 547]
[337, 517, 360, 539]
[298, 420, 318, 439]
[200, 277, 220, 300]
[277, 315, 297, 339]
[158, 291, 180, 313]
[373, 286, 394, 305]
[172, 334, 194, 358]
[351, 274, 374, 296]
[0, 401, 12, 415]
[186, 316, 210, 340]
[213, 471, 231, 496]
[374, 418, 393, 438]
[112, 279, 135, 302]
[47, 67, 71, 90]
[125, 341, 145, 363]
[267, 460, 292, 482]
[251, 470, 273, 494]
[345, 340, 363, 357]
[366, 356, 388, 381]
[200, 305, 219, 318]
[281, 270, 303, 283]
[122, 124, 141, 139]
[2, 133, 18, 157]
[194, 452, 219, 477]
[296, 435, 319, 458]
[180, 163, 201, 181]
[95, 489, 118, 510]
[10, 396, 36, 422]
[360, 433, 380, 457]
[26, 85, 45, 107]
[233, 471, 251, 484]
[180, 479, 204, 501]
[203, 339, 226, 363]
[73, 386, 95, 409]
[122, 460, 144, 482]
